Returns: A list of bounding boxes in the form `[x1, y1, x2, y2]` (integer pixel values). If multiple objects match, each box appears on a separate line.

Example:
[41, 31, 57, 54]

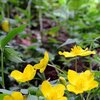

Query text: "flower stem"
[75, 58, 78, 72]
[86, 92, 90, 100]
[27, 0, 32, 27]
[41, 72, 46, 81]
[80, 94, 85, 100]
[1, 3, 5, 18]
[39, 8, 43, 42]
[1, 48, 5, 88]
[48, 64, 66, 75]
[37, 96, 39, 100]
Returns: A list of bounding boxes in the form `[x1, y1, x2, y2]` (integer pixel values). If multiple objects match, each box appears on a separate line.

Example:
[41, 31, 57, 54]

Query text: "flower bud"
[1, 19, 10, 32]
[59, 76, 67, 86]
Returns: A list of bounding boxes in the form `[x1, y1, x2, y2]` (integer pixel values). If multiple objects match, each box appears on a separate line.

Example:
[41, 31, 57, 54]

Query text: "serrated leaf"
[1, 24, 26, 48]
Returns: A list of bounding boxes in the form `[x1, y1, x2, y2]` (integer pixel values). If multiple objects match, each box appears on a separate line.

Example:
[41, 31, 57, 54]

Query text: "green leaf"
[0, 94, 7, 100]
[27, 95, 45, 100]
[59, 0, 66, 5]
[94, 71, 100, 77]
[27, 95, 37, 100]
[68, 0, 87, 10]
[93, 55, 100, 65]
[0, 89, 11, 94]
[20, 89, 28, 94]
[4, 47, 23, 63]
[1, 24, 26, 48]
[58, 38, 77, 48]
[28, 87, 38, 95]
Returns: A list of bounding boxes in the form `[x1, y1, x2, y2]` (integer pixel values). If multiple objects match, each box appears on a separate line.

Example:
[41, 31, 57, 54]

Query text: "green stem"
[7, 3, 9, 18]
[27, 0, 32, 27]
[1, 48, 5, 88]
[86, 92, 90, 100]
[27, 82, 32, 87]
[39, 8, 43, 42]
[41, 72, 46, 81]
[37, 96, 39, 100]
[89, 41, 94, 70]
[48, 64, 66, 75]
[1, 3, 5, 18]
[80, 94, 85, 100]
[75, 58, 77, 72]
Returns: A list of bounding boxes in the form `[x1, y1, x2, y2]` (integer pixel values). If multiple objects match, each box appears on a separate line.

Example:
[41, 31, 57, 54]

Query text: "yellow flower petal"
[4, 92, 24, 100]
[10, 70, 23, 82]
[4, 95, 13, 100]
[67, 70, 79, 85]
[10, 64, 36, 82]
[34, 51, 49, 73]
[41, 80, 52, 97]
[79, 51, 96, 56]
[88, 80, 99, 90]
[59, 45, 96, 58]
[59, 51, 75, 57]
[53, 84, 65, 98]
[41, 80, 67, 100]
[58, 97, 67, 100]
[11, 92, 24, 100]
[23, 64, 36, 81]
[67, 70, 99, 94]
[81, 70, 94, 80]
[67, 84, 84, 94]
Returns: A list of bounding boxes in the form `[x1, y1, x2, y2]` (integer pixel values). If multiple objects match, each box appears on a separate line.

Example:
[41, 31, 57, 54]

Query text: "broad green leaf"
[1, 24, 26, 48]
[4, 47, 23, 63]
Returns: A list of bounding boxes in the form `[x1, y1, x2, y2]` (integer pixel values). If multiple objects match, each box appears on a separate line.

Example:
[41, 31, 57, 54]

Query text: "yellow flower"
[34, 51, 49, 73]
[67, 70, 99, 94]
[41, 80, 67, 100]
[4, 91, 24, 100]
[10, 64, 36, 82]
[59, 45, 96, 57]
[1, 19, 10, 32]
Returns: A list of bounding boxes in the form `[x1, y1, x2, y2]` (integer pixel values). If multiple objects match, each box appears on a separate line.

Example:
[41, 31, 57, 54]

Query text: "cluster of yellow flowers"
[10, 51, 49, 83]
[4, 46, 99, 100]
